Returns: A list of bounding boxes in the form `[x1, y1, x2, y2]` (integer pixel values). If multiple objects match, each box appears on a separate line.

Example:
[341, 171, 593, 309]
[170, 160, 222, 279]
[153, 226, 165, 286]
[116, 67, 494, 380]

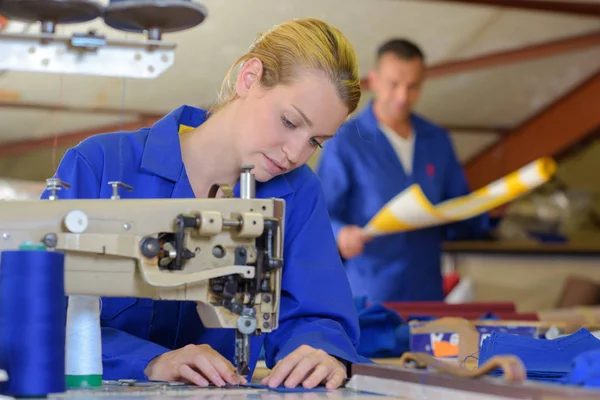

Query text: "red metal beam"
[361, 30, 600, 90]
[421, 0, 600, 17]
[0, 117, 159, 157]
[464, 70, 600, 189]
[0, 100, 163, 119]
[443, 125, 508, 134]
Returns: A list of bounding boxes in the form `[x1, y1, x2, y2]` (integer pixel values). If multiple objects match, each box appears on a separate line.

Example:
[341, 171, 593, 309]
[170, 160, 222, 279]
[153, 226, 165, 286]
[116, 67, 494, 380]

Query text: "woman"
[42, 18, 366, 390]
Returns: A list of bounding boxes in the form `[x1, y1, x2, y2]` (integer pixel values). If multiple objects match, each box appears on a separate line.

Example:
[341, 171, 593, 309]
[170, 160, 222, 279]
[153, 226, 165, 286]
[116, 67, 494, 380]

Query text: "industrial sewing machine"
[0, 165, 284, 378]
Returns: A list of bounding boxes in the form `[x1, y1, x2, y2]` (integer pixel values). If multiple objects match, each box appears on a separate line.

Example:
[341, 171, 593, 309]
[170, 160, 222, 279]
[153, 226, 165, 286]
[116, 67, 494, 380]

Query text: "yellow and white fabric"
[364, 157, 557, 236]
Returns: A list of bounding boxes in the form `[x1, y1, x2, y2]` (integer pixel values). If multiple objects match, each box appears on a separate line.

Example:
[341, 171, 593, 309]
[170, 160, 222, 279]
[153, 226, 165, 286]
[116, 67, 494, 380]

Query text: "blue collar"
[140, 105, 295, 198]
[357, 100, 435, 139]
[140, 105, 209, 182]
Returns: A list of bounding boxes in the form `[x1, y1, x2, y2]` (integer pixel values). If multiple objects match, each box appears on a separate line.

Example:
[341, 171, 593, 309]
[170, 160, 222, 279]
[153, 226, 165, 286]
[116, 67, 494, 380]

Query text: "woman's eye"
[309, 138, 323, 148]
[282, 117, 296, 129]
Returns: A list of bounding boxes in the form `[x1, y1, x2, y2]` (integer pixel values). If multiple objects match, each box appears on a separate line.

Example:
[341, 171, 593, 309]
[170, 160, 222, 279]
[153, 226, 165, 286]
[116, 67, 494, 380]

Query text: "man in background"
[316, 39, 492, 302]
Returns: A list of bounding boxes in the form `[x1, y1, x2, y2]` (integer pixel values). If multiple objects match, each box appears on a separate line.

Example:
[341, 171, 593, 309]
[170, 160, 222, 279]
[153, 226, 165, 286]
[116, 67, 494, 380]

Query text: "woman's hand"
[144, 344, 247, 387]
[261, 345, 347, 390]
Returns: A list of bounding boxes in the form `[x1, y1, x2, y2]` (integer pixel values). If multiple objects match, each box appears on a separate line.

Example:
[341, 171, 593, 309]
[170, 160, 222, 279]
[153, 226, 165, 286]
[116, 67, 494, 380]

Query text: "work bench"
[443, 240, 600, 312]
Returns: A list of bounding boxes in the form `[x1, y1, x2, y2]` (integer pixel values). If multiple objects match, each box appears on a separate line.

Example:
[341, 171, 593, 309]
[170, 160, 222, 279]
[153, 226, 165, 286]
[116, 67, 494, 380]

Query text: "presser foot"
[236, 362, 251, 378]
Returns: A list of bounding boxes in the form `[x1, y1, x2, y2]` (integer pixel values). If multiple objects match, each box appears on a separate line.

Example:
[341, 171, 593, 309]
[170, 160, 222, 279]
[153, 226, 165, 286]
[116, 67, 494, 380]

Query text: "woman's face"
[232, 59, 349, 182]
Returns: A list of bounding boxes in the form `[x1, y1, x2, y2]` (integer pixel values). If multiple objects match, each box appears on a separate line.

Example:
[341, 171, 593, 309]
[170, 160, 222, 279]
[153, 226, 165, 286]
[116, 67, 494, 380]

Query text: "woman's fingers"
[178, 364, 209, 387]
[191, 353, 227, 387]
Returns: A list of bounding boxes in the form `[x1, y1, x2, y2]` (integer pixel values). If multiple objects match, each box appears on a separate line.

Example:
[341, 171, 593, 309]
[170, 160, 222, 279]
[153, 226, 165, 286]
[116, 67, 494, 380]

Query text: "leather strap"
[398, 352, 526, 382]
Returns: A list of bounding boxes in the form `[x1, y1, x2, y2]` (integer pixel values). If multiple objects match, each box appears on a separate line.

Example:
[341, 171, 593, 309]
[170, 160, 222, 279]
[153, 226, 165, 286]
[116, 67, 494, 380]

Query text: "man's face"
[368, 53, 425, 121]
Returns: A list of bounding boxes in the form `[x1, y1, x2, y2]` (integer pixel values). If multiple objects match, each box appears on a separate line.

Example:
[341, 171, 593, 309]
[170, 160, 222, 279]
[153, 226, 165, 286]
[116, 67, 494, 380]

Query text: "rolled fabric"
[364, 157, 557, 236]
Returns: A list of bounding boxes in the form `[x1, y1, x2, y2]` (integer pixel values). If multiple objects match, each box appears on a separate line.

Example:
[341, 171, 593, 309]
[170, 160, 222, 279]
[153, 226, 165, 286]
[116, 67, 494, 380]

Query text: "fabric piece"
[562, 349, 600, 388]
[479, 328, 600, 382]
[244, 383, 331, 393]
[354, 298, 409, 358]
[352, 299, 502, 359]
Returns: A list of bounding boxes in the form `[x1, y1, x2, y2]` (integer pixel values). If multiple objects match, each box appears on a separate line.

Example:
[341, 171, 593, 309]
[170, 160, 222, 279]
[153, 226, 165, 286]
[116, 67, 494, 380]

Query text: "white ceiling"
[0, 0, 599, 175]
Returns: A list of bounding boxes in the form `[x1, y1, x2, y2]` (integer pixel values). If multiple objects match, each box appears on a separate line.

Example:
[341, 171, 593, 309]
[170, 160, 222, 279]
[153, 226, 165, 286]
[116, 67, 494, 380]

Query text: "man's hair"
[376, 38, 425, 62]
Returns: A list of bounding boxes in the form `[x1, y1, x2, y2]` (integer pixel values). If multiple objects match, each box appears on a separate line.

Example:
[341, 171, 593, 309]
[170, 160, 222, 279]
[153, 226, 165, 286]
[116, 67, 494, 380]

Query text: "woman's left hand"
[261, 345, 347, 390]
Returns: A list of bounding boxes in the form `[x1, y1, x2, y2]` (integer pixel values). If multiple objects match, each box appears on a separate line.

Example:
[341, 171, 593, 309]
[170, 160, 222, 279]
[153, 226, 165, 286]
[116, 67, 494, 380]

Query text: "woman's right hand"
[144, 344, 247, 387]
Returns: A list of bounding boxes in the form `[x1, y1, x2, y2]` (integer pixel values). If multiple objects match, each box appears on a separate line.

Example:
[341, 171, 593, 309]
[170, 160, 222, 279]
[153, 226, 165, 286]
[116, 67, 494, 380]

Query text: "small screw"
[123, 223, 131, 230]
[161, 55, 168, 62]
[2, 232, 10, 240]
[244, 320, 252, 327]
[263, 322, 270, 329]
[263, 313, 270, 320]
[212, 246, 225, 258]
[148, 65, 155, 73]
[28, 47, 35, 53]
[43, 233, 57, 248]
[134, 53, 142, 60]
[145, 242, 156, 252]
[42, 59, 49, 66]
[263, 295, 271, 303]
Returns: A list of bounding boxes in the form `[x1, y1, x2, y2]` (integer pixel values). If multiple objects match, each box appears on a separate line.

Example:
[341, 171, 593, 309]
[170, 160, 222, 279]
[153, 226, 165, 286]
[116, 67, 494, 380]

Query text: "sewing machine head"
[0, 165, 284, 376]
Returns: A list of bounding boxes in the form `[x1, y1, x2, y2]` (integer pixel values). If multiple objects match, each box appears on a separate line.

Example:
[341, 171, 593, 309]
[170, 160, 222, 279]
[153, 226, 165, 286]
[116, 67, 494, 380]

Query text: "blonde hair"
[216, 18, 361, 114]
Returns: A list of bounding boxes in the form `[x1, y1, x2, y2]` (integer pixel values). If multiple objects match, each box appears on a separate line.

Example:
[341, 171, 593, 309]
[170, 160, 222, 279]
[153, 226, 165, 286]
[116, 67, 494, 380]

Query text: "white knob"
[64, 210, 89, 233]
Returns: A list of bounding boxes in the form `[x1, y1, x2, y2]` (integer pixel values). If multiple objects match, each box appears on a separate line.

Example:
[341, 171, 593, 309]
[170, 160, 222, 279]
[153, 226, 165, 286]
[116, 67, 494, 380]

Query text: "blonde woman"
[44, 18, 366, 390]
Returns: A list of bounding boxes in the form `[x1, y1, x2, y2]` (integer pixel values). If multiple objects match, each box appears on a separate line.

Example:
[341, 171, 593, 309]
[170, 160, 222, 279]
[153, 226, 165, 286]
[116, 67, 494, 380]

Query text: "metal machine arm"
[0, 166, 284, 377]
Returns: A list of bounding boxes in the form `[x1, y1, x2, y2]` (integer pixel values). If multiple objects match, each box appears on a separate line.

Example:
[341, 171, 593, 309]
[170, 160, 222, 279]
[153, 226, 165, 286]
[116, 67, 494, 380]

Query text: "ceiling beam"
[463, 70, 600, 190]
[0, 117, 159, 157]
[443, 124, 508, 134]
[420, 0, 600, 17]
[0, 118, 507, 159]
[360, 30, 600, 90]
[0, 100, 163, 119]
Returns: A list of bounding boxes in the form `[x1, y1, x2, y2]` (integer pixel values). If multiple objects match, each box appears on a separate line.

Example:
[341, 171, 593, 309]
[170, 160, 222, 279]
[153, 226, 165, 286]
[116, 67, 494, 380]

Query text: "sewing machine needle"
[235, 330, 251, 377]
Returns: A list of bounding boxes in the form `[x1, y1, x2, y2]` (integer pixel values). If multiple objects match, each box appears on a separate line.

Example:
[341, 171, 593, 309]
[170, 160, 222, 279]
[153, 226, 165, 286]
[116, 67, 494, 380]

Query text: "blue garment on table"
[40, 105, 371, 381]
[245, 383, 330, 393]
[479, 328, 600, 382]
[316, 101, 492, 302]
[351, 297, 500, 359]
[562, 349, 600, 388]
[353, 298, 409, 358]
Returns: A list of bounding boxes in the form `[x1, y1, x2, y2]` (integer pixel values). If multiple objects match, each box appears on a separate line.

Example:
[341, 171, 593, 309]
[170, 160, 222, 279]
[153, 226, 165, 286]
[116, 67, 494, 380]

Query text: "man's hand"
[144, 344, 247, 387]
[261, 345, 347, 390]
[338, 225, 372, 259]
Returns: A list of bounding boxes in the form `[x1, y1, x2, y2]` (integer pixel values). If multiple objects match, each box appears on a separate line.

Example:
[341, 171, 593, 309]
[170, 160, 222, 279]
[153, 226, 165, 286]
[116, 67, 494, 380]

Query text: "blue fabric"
[244, 383, 330, 392]
[40, 105, 372, 382]
[479, 328, 600, 382]
[353, 298, 409, 358]
[562, 349, 600, 388]
[315, 102, 492, 302]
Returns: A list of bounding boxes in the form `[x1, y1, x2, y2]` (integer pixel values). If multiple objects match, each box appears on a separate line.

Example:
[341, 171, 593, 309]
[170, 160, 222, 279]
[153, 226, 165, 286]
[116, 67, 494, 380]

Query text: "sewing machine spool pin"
[108, 181, 133, 199]
[45, 178, 71, 200]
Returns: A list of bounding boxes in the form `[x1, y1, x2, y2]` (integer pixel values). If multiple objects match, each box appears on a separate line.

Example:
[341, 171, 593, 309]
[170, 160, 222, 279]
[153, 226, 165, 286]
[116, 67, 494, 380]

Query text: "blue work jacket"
[41, 105, 368, 381]
[316, 102, 491, 302]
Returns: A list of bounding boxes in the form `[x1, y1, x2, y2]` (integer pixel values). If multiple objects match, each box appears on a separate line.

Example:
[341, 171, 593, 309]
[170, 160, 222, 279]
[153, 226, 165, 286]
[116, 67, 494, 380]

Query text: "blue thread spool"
[0, 249, 67, 397]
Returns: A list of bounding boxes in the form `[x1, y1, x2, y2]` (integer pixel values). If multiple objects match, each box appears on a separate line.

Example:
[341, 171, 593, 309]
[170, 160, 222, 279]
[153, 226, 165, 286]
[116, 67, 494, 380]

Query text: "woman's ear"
[235, 57, 263, 99]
